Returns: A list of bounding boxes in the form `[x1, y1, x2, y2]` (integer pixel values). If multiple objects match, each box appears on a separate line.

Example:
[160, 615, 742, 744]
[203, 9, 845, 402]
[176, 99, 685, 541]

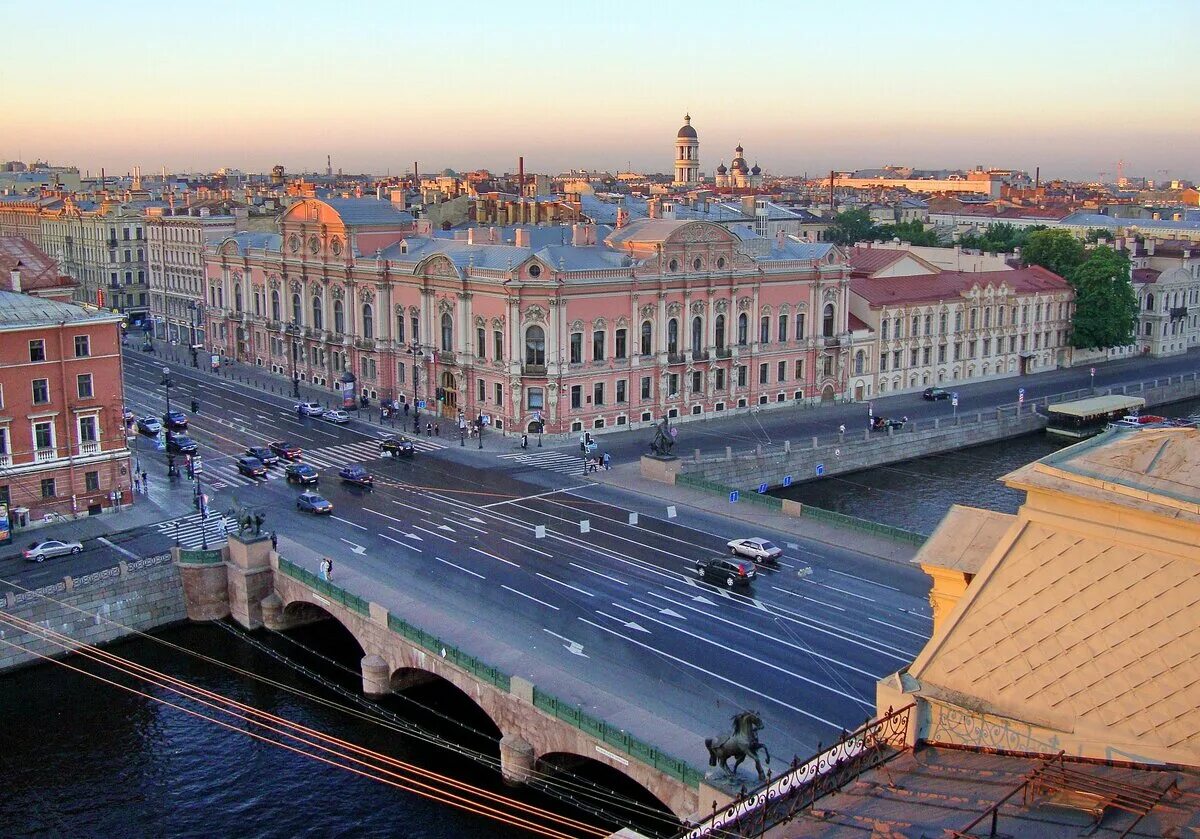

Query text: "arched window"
[291, 293, 302, 325]
[667, 318, 679, 354]
[1146, 293, 1154, 312]
[234, 283, 243, 313]
[333, 299, 345, 333]
[362, 303, 374, 339]
[525, 326, 545, 365]
[271, 289, 280, 321]
[691, 316, 703, 353]
[737, 313, 748, 345]
[759, 316, 770, 344]
[640, 320, 652, 356]
[854, 350, 865, 375]
[311, 295, 323, 330]
[715, 314, 726, 350]
[984, 308, 991, 328]
[440, 312, 453, 351]
[822, 304, 835, 337]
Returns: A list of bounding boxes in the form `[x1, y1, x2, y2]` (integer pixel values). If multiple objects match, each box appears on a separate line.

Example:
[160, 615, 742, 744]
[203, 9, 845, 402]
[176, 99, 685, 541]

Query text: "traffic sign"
[417, 400, 427, 410]
[952, 396, 959, 408]
[815, 464, 825, 476]
[533, 410, 542, 422]
[1018, 387, 1025, 404]
[757, 482, 768, 494]
[1090, 367, 1096, 376]
[728, 491, 739, 503]
[783, 475, 793, 487]
[192, 457, 203, 474]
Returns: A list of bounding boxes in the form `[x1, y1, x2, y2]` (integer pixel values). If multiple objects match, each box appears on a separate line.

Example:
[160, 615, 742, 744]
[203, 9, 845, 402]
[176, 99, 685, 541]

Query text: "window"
[34, 421, 53, 450]
[691, 317, 703, 353]
[570, 385, 582, 408]
[984, 308, 991, 328]
[79, 415, 98, 442]
[777, 360, 787, 381]
[311, 296, 323, 330]
[737, 313, 748, 345]
[77, 373, 93, 398]
[667, 319, 679, 355]
[910, 348, 919, 366]
[690, 371, 702, 393]
[494, 329, 503, 362]
[759, 362, 768, 384]
[593, 329, 605, 361]
[640, 321, 652, 356]
[29, 339, 46, 362]
[32, 378, 50, 404]
[271, 289, 281, 321]
[74, 335, 90, 357]
[440, 313, 453, 352]
[640, 376, 651, 400]
[924, 314, 932, 335]
[880, 352, 888, 372]
[525, 326, 545, 366]
[41, 477, 56, 499]
[822, 355, 833, 376]
[938, 344, 946, 363]
[955, 311, 963, 332]
[570, 332, 583, 364]
[893, 350, 901, 368]
[362, 304, 374, 340]
[411, 315, 419, 344]
[715, 369, 726, 390]
[616, 379, 627, 403]
[911, 315, 920, 336]
[615, 328, 627, 359]
[527, 388, 544, 410]
[854, 351, 865, 375]
[495, 382, 503, 405]
[593, 383, 605, 405]
[922, 347, 931, 365]
[795, 313, 805, 340]
[714, 314, 726, 350]
[939, 313, 947, 334]
[997, 306, 1005, 326]
[292, 293, 302, 324]
[477, 327, 486, 359]
[881, 320, 889, 341]
[823, 304, 835, 337]
[668, 373, 679, 396]
[969, 309, 977, 330]
[85, 471, 100, 492]
[333, 299, 345, 333]
[234, 284, 243, 313]
[737, 365, 747, 387]
[759, 316, 770, 344]
[778, 314, 789, 342]
[477, 379, 485, 402]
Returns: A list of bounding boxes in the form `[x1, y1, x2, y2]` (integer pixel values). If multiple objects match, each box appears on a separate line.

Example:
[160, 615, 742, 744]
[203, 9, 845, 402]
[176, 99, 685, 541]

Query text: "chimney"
[661, 202, 676, 220]
[1147, 239, 1155, 255]
[1127, 239, 1137, 256]
[742, 195, 756, 217]
[648, 199, 659, 219]
[9, 261, 22, 293]
[514, 228, 529, 248]
[376, 185, 384, 200]
[571, 223, 586, 246]
[775, 229, 786, 249]
[467, 228, 476, 245]
[586, 224, 596, 246]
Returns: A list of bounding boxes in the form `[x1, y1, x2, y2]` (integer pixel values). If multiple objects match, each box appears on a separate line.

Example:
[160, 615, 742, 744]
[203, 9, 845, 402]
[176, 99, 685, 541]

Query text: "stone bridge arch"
[533, 750, 676, 826]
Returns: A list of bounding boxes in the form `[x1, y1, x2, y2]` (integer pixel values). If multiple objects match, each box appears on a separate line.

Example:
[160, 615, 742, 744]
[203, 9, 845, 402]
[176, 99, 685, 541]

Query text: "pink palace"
[201, 197, 853, 436]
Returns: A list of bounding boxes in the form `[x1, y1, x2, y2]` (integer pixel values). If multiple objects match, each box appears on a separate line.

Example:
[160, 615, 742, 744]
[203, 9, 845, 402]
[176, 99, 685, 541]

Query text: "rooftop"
[918, 504, 1015, 574]
[0, 235, 72, 292]
[0, 290, 123, 328]
[323, 198, 415, 226]
[850, 265, 1069, 306]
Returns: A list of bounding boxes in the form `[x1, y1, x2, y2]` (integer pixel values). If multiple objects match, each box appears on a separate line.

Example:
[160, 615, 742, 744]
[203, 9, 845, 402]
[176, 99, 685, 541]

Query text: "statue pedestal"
[226, 534, 273, 630]
[640, 454, 680, 484]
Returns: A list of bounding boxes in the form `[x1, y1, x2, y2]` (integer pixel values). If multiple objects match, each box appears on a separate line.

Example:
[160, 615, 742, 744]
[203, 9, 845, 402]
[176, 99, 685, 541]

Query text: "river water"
[777, 395, 1200, 535]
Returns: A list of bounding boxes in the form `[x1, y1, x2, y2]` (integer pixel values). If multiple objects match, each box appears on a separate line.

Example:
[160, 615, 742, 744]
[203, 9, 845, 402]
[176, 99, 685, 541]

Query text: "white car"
[24, 539, 84, 562]
[727, 537, 783, 566]
[323, 410, 351, 424]
[295, 402, 324, 416]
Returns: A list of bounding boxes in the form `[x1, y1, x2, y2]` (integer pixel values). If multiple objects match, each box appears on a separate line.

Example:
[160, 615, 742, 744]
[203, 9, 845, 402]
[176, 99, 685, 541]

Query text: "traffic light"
[436, 387, 445, 402]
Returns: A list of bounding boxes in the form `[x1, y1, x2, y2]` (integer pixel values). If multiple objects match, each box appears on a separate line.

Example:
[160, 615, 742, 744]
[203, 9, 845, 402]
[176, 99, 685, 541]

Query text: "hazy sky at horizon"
[3, 0, 1197, 182]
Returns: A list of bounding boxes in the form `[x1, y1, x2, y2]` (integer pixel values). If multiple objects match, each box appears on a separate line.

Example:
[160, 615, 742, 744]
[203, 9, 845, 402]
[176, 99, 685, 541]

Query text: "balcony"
[435, 349, 458, 364]
[79, 441, 100, 456]
[715, 347, 732, 359]
[354, 338, 375, 351]
[667, 352, 686, 365]
[34, 447, 58, 463]
[523, 364, 547, 376]
[691, 349, 710, 362]
[823, 335, 841, 348]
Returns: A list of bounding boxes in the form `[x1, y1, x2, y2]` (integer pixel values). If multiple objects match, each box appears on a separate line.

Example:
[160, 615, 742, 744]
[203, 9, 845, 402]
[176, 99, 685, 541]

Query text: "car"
[245, 446, 280, 466]
[166, 434, 198, 454]
[236, 456, 268, 478]
[338, 464, 374, 487]
[871, 416, 906, 431]
[23, 539, 84, 562]
[923, 387, 950, 401]
[269, 440, 303, 461]
[694, 557, 756, 588]
[380, 437, 415, 457]
[295, 402, 324, 417]
[296, 492, 334, 514]
[285, 463, 320, 485]
[136, 416, 162, 435]
[163, 410, 189, 430]
[727, 537, 783, 566]
[323, 409, 351, 424]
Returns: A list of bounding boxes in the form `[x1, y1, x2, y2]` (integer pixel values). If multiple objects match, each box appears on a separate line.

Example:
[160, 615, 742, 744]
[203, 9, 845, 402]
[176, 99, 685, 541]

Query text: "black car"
[245, 446, 280, 466]
[923, 387, 950, 401]
[871, 416, 906, 431]
[380, 437, 415, 457]
[285, 463, 319, 485]
[163, 410, 189, 430]
[236, 456, 268, 478]
[338, 465, 374, 488]
[165, 434, 198, 454]
[694, 557, 756, 588]
[269, 440, 303, 461]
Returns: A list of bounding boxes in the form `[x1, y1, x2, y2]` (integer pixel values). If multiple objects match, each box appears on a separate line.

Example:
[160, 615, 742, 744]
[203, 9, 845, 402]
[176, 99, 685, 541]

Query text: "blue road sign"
[815, 464, 825, 476]
[417, 399, 427, 410]
[757, 482, 768, 494]
[729, 490, 739, 503]
[783, 475, 793, 487]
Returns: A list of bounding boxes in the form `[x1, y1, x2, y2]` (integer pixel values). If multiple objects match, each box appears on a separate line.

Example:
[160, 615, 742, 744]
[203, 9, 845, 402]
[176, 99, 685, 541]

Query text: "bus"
[1046, 395, 1146, 440]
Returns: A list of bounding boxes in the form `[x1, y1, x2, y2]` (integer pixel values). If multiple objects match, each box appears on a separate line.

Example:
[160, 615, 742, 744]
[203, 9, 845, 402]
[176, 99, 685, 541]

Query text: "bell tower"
[673, 114, 699, 187]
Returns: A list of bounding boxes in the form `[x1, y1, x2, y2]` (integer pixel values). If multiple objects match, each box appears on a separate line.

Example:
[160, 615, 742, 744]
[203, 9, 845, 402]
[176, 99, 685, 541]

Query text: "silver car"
[323, 410, 351, 424]
[295, 402, 324, 417]
[24, 539, 84, 562]
[727, 537, 783, 566]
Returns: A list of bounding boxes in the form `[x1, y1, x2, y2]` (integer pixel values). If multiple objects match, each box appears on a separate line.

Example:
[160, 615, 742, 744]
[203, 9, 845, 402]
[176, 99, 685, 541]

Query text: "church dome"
[735, 144, 744, 154]
[751, 162, 762, 175]
[732, 158, 749, 173]
[716, 162, 728, 174]
[677, 114, 697, 139]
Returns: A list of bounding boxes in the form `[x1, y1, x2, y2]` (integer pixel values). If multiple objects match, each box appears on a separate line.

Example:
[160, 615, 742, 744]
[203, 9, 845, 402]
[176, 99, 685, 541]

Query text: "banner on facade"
[341, 379, 356, 409]
[0, 503, 9, 546]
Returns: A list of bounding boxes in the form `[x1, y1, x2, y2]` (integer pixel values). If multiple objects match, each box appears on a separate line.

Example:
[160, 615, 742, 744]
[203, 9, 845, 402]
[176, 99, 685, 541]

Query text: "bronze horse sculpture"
[706, 710, 771, 781]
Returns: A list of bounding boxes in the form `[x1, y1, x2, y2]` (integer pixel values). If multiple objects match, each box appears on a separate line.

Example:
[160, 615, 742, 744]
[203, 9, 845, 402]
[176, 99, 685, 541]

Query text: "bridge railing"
[278, 557, 370, 617]
[177, 548, 223, 565]
[533, 688, 704, 787]
[386, 613, 511, 692]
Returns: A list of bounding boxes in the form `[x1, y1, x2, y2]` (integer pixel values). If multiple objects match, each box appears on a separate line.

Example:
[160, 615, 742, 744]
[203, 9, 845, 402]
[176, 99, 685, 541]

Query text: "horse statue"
[705, 710, 771, 781]
[649, 416, 676, 457]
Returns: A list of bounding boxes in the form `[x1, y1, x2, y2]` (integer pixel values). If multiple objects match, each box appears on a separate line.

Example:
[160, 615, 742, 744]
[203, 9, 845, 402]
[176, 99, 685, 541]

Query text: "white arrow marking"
[405, 533, 423, 541]
[339, 538, 367, 555]
[543, 628, 588, 657]
[691, 595, 716, 605]
[437, 524, 455, 532]
[787, 542, 800, 550]
[469, 516, 485, 523]
[623, 620, 650, 633]
[658, 607, 687, 620]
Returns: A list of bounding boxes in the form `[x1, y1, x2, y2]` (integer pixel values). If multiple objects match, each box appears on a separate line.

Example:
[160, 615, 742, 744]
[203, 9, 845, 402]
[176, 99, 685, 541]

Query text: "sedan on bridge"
[923, 387, 950, 401]
[24, 539, 84, 562]
[727, 537, 782, 566]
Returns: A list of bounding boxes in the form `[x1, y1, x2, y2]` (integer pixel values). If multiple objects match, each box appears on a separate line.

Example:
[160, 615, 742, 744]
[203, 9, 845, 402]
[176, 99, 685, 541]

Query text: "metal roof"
[323, 198, 415, 226]
[0, 291, 123, 328]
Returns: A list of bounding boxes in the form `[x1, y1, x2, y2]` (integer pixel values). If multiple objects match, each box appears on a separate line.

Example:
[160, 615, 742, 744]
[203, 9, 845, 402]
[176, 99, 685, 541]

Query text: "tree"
[876, 219, 940, 247]
[824, 209, 879, 246]
[958, 222, 1040, 254]
[1083, 227, 1113, 244]
[1066, 246, 1138, 349]
[1022, 228, 1086, 278]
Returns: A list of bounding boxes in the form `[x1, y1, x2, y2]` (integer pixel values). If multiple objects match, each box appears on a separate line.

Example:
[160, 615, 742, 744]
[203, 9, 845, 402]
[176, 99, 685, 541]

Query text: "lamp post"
[287, 319, 302, 398]
[408, 341, 422, 432]
[162, 366, 176, 477]
[478, 409, 484, 449]
[188, 301, 200, 367]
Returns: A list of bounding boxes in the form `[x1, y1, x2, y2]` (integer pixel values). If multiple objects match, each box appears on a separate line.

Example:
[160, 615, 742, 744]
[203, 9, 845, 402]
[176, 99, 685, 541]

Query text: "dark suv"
[163, 410, 189, 430]
[380, 437, 415, 457]
[923, 387, 950, 401]
[245, 446, 280, 466]
[165, 433, 197, 454]
[694, 557, 756, 588]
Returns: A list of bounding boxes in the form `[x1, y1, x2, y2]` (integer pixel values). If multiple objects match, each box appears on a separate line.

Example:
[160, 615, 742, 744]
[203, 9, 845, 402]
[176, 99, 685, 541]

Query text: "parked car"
[338, 465, 374, 487]
[727, 537, 782, 566]
[693, 557, 756, 588]
[380, 437, 415, 457]
[295, 402, 324, 416]
[285, 463, 320, 485]
[296, 492, 333, 515]
[323, 409, 351, 424]
[269, 440, 303, 461]
[245, 446, 280, 466]
[163, 410, 189, 430]
[871, 416, 906, 431]
[236, 456, 268, 478]
[165, 434, 198, 454]
[923, 387, 950, 401]
[23, 539, 84, 562]
[136, 416, 162, 435]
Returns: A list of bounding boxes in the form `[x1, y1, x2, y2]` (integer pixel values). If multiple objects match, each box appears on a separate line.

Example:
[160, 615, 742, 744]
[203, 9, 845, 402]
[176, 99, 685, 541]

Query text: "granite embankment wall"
[0, 552, 183, 672]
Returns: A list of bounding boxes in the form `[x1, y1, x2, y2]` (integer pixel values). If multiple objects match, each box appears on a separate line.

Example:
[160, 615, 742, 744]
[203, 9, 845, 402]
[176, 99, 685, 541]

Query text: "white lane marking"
[868, 617, 930, 640]
[387, 526, 422, 542]
[502, 585, 559, 610]
[771, 585, 846, 612]
[392, 499, 432, 516]
[503, 538, 552, 557]
[340, 538, 367, 555]
[535, 572, 593, 598]
[568, 562, 627, 585]
[480, 484, 591, 508]
[420, 519, 454, 532]
[804, 579, 876, 602]
[470, 547, 519, 568]
[827, 568, 902, 592]
[579, 617, 842, 730]
[365, 508, 408, 525]
[543, 628, 588, 657]
[610, 602, 875, 708]
[596, 611, 652, 634]
[330, 515, 367, 531]
[445, 518, 488, 535]
[436, 557, 485, 579]
[379, 533, 420, 552]
[904, 609, 933, 622]
[412, 525, 455, 543]
[97, 537, 139, 560]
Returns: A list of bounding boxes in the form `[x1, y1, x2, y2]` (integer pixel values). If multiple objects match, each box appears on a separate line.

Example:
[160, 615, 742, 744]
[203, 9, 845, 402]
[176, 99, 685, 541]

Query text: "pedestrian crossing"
[496, 449, 593, 475]
[157, 511, 240, 549]
[198, 437, 444, 489]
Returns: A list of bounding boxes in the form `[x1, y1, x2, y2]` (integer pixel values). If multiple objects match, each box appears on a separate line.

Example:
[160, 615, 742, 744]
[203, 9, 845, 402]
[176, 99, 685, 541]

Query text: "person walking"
[426, 422, 433, 437]
[140, 470, 148, 493]
[270, 530, 278, 551]
[318, 558, 328, 581]
[133, 476, 141, 494]
[602, 452, 611, 471]
[434, 423, 440, 437]
[325, 557, 333, 582]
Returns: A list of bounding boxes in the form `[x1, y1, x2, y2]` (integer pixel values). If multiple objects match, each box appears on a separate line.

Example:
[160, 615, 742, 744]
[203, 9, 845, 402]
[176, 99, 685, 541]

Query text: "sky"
[2, 0, 1197, 182]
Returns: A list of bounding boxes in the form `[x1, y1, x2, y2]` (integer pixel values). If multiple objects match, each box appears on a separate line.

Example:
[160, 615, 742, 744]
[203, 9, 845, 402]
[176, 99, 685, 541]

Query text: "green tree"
[1066, 246, 1138, 349]
[877, 219, 940, 246]
[1022, 228, 1086, 278]
[1083, 227, 1113, 244]
[824, 209, 879, 246]
[959, 222, 1039, 254]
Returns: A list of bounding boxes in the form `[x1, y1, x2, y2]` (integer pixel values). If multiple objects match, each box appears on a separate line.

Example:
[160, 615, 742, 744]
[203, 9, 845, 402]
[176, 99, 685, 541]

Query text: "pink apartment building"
[202, 198, 852, 436]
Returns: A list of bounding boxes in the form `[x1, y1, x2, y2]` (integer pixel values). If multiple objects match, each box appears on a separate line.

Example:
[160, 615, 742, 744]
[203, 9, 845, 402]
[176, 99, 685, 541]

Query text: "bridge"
[176, 533, 739, 828]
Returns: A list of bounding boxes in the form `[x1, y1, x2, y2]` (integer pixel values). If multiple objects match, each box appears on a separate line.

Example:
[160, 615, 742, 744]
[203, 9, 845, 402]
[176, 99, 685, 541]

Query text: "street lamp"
[287, 319, 302, 397]
[408, 341, 422, 432]
[188, 301, 201, 367]
[162, 366, 177, 477]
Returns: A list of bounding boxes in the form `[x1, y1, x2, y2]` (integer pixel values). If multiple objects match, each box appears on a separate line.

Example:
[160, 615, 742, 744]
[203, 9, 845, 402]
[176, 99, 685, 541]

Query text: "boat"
[1046, 395, 1147, 440]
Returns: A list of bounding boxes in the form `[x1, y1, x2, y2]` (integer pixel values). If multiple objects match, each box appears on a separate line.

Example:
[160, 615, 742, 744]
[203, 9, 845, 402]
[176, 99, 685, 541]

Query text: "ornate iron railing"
[386, 613, 510, 692]
[678, 704, 914, 838]
[277, 557, 369, 616]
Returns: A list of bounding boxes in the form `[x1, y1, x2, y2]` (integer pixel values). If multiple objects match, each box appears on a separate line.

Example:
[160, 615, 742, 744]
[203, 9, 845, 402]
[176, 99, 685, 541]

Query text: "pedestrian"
[270, 530, 278, 550]
[403, 402, 410, 416]
[326, 557, 334, 582]
[838, 424, 845, 436]
[140, 470, 148, 490]
[318, 558, 328, 581]
[133, 476, 141, 494]
[434, 423, 440, 437]
[521, 434, 528, 449]
[603, 452, 611, 471]
[426, 422, 433, 437]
